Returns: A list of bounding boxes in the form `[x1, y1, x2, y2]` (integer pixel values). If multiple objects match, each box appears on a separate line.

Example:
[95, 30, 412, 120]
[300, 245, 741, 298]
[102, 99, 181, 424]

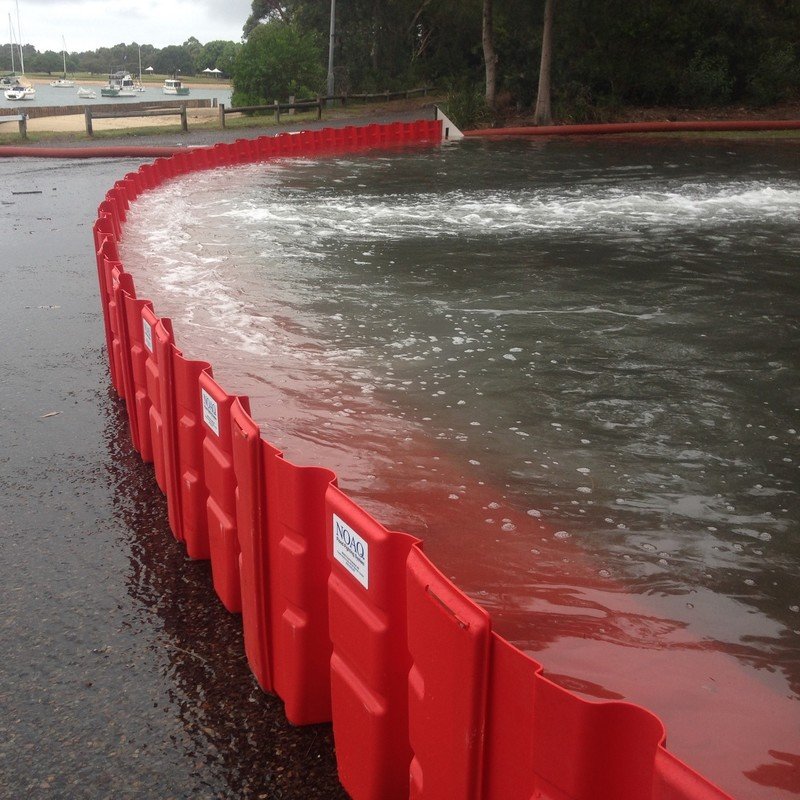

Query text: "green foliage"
[193, 40, 241, 76]
[232, 20, 324, 105]
[551, 0, 800, 112]
[679, 53, 735, 106]
[444, 79, 492, 130]
[746, 44, 799, 106]
[4, 0, 800, 113]
[154, 44, 195, 76]
[552, 83, 622, 124]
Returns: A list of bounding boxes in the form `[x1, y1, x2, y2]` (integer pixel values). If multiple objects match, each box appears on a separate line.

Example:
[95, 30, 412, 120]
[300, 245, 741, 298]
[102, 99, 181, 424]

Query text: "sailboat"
[1, 14, 21, 88]
[3, 7, 35, 100]
[133, 44, 146, 91]
[50, 37, 74, 87]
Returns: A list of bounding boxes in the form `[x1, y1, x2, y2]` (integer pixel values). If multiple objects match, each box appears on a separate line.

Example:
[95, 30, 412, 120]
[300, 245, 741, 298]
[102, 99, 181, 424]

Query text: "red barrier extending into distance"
[463, 119, 800, 138]
[91, 120, 733, 800]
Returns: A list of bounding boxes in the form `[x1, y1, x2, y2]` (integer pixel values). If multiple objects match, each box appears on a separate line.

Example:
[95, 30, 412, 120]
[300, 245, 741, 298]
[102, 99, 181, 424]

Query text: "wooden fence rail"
[219, 99, 323, 128]
[84, 105, 188, 136]
[339, 87, 432, 103]
[218, 87, 433, 128]
[0, 112, 27, 139]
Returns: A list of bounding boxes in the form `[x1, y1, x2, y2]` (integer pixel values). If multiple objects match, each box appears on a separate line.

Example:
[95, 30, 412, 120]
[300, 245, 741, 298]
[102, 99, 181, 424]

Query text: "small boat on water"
[3, 84, 35, 100]
[50, 38, 74, 87]
[163, 78, 189, 96]
[77, 86, 96, 99]
[102, 70, 137, 97]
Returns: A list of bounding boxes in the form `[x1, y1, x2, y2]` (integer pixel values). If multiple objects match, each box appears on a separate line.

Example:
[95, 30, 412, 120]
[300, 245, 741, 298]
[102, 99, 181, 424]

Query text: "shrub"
[444, 79, 492, 129]
[679, 53, 734, 107]
[746, 44, 799, 107]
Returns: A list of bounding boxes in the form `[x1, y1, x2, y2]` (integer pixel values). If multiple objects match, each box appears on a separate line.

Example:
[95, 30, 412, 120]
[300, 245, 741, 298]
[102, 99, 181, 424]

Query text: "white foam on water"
[219, 182, 800, 243]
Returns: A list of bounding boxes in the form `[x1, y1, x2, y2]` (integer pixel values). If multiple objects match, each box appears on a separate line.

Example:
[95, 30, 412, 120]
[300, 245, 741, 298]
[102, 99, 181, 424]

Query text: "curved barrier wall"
[92, 121, 734, 800]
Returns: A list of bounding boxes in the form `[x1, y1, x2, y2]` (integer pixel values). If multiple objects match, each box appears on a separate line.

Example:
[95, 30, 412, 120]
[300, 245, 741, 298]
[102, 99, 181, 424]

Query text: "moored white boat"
[163, 78, 189, 96]
[3, 84, 35, 100]
[77, 86, 96, 99]
[102, 70, 137, 97]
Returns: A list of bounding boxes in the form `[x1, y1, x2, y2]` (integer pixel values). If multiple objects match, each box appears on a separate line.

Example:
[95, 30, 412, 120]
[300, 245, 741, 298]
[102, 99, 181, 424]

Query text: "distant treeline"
[238, 0, 800, 120]
[6, 0, 799, 119]
[0, 37, 240, 77]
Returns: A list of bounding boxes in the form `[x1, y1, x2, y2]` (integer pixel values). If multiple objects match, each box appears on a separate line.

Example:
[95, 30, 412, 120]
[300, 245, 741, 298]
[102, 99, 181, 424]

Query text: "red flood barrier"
[139, 311, 187, 546]
[90, 120, 734, 800]
[463, 119, 800, 138]
[122, 291, 155, 461]
[198, 372, 248, 613]
[406, 546, 492, 799]
[172, 350, 213, 559]
[141, 307, 172, 495]
[264, 452, 336, 724]
[327, 487, 421, 800]
[229, 396, 337, 722]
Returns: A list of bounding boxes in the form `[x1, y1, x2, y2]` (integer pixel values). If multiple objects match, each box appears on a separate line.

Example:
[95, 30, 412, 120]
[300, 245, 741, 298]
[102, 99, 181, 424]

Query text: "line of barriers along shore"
[93, 119, 733, 800]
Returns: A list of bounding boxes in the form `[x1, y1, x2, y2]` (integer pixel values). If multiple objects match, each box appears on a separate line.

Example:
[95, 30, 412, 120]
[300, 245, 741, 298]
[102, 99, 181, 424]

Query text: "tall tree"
[482, 0, 498, 109]
[244, 0, 289, 37]
[533, 0, 554, 124]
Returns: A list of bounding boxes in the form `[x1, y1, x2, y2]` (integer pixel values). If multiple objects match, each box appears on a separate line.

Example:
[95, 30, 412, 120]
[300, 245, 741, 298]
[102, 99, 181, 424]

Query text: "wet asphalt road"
[0, 157, 347, 798]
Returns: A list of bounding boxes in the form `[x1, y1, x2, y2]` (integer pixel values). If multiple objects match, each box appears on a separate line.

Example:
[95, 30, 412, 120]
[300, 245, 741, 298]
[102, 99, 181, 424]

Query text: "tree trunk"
[371, 0, 380, 72]
[482, 0, 498, 110]
[533, 0, 554, 125]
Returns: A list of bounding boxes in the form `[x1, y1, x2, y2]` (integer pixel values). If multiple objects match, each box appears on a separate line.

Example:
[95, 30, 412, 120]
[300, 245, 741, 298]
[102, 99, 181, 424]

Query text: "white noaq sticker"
[201, 388, 220, 435]
[333, 514, 369, 589]
[142, 318, 153, 352]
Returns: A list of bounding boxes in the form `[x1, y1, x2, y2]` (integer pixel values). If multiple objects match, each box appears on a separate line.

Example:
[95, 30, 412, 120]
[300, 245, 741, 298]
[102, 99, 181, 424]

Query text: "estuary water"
[1, 82, 231, 109]
[120, 137, 800, 799]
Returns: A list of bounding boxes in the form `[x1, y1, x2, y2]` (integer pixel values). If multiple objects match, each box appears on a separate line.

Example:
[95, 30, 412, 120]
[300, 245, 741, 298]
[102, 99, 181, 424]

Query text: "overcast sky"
[4, 0, 252, 53]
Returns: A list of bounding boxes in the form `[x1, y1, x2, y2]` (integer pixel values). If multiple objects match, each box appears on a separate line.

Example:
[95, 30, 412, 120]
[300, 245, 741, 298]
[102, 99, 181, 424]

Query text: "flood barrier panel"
[91, 119, 733, 800]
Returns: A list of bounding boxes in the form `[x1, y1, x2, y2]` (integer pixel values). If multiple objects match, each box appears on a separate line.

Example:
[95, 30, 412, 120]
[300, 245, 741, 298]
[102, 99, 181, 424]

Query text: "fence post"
[180, 105, 188, 132]
[274, 100, 280, 123]
[317, 98, 322, 120]
[84, 107, 93, 136]
[219, 103, 226, 128]
[289, 95, 295, 115]
[18, 113, 27, 139]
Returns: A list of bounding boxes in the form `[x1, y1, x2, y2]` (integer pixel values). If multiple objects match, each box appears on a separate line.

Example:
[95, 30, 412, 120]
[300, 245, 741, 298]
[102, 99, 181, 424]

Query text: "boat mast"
[62, 35, 67, 77]
[15, 0, 24, 75]
[8, 14, 15, 75]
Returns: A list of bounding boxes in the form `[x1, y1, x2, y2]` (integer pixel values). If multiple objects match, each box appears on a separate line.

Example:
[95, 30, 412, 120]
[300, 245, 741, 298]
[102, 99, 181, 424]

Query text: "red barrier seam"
[425, 585, 470, 629]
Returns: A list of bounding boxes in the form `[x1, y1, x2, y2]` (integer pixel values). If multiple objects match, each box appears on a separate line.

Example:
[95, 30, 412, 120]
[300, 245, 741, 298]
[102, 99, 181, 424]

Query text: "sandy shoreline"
[25, 106, 222, 133]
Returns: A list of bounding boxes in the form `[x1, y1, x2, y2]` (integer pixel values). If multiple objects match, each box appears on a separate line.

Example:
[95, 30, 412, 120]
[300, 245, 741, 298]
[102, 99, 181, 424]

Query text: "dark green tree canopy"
[233, 0, 800, 113]
[232, 20, 325, 105]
